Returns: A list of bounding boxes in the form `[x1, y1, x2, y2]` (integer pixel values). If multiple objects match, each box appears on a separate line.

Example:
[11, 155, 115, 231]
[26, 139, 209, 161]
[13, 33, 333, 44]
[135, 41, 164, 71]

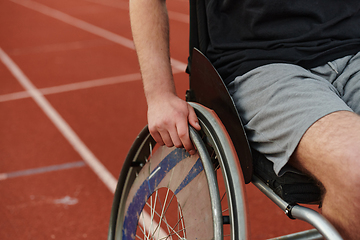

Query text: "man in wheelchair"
[129, 0, 360, 239]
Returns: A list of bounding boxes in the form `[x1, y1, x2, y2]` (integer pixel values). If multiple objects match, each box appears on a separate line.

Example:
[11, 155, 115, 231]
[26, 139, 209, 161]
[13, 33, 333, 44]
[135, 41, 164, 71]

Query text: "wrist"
[146, 89, 177, 105]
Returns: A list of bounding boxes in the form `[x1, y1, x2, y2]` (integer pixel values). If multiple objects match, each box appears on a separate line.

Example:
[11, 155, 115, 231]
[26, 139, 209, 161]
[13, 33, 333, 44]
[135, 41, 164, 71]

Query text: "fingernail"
[189, 150, 195, 155]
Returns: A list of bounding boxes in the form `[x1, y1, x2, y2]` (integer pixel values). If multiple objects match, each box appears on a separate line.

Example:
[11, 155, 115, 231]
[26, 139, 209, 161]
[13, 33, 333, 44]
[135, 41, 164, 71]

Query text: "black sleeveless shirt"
[204, 0, 360, 84]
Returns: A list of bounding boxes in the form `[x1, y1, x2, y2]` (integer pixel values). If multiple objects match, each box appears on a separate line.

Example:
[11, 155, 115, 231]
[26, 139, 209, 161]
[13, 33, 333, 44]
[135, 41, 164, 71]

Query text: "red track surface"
[0, 0, 317, 239]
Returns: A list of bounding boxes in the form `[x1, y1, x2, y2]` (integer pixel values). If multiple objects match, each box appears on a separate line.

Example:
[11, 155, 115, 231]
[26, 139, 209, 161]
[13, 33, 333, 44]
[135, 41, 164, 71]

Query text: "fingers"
[149, 122, 186, 149]
[149, 130, 165, 146]
[176, 119, 195, 154]
[177, 105, 200, 154]
[150, 123, 196, 154]
[161, 125, 183, 148]
[188, 104, 201, 131]
[147, 99, 200, 154]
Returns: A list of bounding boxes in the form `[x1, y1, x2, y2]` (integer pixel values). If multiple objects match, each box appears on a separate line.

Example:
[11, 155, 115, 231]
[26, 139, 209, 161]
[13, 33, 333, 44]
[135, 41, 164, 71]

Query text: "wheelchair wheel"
[108, 103, 248, 240]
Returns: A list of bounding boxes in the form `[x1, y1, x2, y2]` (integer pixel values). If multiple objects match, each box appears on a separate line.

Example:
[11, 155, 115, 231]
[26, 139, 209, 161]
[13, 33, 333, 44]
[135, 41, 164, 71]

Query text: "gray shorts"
[227, 52, 360, 175]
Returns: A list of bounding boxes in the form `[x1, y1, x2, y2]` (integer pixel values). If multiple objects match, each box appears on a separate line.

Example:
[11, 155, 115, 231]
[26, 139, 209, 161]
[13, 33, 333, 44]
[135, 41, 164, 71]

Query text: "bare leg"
[290, 111, 360, 239]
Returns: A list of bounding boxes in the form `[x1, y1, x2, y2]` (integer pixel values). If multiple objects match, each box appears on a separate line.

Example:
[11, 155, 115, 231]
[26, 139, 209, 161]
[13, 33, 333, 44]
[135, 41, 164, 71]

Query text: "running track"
[0, 0, 316, 239]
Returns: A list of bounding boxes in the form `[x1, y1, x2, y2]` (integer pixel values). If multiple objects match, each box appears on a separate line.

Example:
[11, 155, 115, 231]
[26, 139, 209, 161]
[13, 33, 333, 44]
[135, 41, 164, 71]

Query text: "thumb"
[188, 104, 201, 130]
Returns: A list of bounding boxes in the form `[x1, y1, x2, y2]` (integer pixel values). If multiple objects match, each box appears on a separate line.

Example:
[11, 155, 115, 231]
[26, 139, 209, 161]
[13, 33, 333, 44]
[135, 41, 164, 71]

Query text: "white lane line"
[84, 0, 130, 10]
[7, 39, 111, 56]
[0, 73, 141, 102]
[84, 0, 189, 23]
[10, 0, 187, 72]
[0, 64, 186, 103]
[168, 11, 190, 23]
[0, 48, 117, 193]
[0, 161, 86, 181]
[0, 91, 29, 102]
[40, 73, 141, 95]
[10, 0, 134, 49]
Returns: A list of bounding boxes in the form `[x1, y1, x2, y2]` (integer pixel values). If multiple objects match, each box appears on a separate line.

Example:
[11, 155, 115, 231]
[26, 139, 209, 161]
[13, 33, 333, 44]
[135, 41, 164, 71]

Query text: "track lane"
[0, 167, 113, 240]
[0, 0, 318, 239]
[0, 48, 118, 192]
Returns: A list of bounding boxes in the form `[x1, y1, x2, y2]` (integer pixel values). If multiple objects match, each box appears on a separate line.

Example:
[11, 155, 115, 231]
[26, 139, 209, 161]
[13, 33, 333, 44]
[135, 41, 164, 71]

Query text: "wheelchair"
[108, 0, 344, 239]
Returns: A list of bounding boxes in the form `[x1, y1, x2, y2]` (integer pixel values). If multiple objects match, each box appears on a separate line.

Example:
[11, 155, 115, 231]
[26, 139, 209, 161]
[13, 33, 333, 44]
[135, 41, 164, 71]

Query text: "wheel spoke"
[140, 212, 148, 239]
[138, 188, 187, 240]
[149, 142, 153, 158]
[149, 191, 159, 239]
[153, 188, 170, 239]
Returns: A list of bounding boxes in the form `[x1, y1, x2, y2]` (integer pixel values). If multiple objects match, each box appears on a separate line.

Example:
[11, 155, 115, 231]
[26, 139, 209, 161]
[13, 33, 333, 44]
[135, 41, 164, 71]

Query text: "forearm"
[129, 0, 201, 153]
[129, 0, 175, 104]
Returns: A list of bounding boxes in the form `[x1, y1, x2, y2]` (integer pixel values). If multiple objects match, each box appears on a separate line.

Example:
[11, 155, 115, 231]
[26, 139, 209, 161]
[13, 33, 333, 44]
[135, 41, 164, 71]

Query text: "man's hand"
[147, 93, 201, 154]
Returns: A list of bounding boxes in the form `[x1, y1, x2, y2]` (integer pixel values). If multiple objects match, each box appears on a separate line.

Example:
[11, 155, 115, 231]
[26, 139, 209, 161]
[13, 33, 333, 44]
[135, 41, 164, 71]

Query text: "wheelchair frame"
[108, 0, 344, 238]
[107, 48, 342, 240]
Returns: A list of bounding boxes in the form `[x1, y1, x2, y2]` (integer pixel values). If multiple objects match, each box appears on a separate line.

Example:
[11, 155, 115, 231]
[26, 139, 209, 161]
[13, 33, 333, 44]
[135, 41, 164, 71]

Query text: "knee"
[338, 143, 360, 183]
[325, 144, 360, 200]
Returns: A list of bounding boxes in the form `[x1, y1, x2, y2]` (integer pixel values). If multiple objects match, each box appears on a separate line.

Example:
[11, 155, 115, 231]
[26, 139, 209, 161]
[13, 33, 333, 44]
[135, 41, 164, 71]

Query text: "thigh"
[291, 110, 360, 190]
[227, 63, 353, 175]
